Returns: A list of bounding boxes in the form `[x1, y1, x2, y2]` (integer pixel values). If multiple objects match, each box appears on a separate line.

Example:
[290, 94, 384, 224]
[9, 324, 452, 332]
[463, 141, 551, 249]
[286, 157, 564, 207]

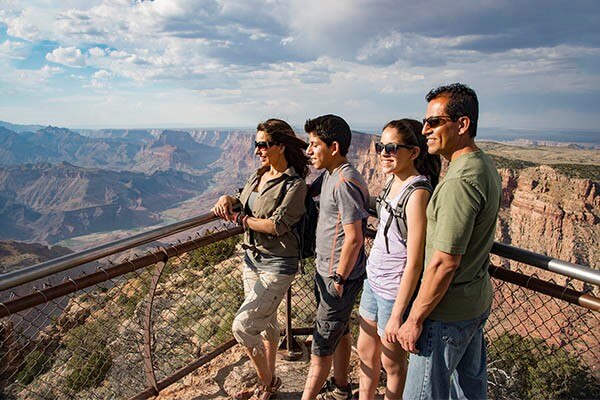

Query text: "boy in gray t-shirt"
[302, 115, 369, 400]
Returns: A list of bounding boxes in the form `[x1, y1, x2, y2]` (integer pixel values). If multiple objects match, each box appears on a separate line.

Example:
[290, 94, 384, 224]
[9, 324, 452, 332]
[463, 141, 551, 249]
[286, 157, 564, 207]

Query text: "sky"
[0, 0, 599, 131]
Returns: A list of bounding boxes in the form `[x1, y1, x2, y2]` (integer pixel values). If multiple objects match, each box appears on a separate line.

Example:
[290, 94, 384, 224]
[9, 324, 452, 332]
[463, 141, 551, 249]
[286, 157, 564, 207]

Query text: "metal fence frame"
[1, 210, 598, 399]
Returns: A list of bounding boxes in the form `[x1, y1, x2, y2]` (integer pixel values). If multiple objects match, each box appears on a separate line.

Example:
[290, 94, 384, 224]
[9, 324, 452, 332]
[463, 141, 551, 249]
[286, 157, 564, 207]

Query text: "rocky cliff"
[0, 162, 211, 243]
[497, 164, 599, 268]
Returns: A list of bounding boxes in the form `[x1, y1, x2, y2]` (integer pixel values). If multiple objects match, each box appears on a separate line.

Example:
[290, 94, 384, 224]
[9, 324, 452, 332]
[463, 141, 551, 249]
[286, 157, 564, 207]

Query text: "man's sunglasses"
[254, 141, 279, 150]
[375, 142, 413, 155]
[422, 115, 455, 128]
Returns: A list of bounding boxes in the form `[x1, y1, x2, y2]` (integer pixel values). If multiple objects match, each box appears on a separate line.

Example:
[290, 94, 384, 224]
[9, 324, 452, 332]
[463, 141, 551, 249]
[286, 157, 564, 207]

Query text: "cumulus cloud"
[46, 46, 85, 67]
[91, 69, 112, 88]
[0, 0, 599, 129]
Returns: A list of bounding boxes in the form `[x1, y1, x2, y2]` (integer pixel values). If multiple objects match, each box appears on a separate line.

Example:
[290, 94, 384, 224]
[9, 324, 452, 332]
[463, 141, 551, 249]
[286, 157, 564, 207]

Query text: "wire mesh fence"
[1, 225, 598, 400]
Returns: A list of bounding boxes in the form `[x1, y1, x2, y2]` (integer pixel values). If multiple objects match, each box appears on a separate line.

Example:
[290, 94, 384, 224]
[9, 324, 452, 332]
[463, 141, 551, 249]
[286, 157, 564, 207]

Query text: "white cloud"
[4, 9, 42, 41]
[46, 46, 85, 67]
[91, 69, 112, 88]
[0, 64, 63, 95]
[0, 39, 27, 60]
[0, 0, 598, 130]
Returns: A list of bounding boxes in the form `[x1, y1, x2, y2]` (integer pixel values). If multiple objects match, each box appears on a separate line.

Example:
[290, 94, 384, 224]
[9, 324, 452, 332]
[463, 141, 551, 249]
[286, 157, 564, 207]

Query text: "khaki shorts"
[232, 266, 295, 350]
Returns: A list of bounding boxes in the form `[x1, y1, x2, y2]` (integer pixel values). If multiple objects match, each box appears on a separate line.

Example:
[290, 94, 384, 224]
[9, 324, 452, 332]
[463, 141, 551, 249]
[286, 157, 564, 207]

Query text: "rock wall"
[498, 165, 598, 268]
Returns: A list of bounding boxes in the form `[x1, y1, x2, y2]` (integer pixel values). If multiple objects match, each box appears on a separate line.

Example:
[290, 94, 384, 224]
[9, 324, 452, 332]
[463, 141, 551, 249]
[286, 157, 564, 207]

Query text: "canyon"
[0, 121, 598, 271]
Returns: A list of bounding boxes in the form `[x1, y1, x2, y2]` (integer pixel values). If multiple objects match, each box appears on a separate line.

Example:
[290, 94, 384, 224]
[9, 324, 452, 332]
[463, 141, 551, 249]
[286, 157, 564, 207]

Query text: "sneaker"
[316, 377, 352, 400]
[319, 377, 336, 394]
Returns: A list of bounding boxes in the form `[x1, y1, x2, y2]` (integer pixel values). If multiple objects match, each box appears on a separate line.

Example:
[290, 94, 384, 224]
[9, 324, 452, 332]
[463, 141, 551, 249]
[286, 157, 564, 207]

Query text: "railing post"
[142, 260, 167, 396]
[281, 286, 303, 361]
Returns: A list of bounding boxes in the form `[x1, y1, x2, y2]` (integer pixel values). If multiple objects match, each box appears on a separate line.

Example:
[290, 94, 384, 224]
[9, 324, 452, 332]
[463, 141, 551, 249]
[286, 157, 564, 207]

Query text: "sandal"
[234, 387, 256, 400]
[236, 376, 281, 400]
[249, 376, 282, 400]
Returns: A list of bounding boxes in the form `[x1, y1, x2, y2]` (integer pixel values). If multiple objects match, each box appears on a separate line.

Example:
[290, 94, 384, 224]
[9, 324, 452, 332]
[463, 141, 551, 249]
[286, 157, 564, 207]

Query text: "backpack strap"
[380, 179, 432, 253]
[375, 177, 394, 218]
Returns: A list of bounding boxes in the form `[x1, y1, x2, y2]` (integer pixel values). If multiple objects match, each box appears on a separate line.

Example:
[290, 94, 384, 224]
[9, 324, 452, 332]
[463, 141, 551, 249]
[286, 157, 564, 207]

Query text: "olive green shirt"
[425, 150, 501, 322]
[237, 166, 307, 258]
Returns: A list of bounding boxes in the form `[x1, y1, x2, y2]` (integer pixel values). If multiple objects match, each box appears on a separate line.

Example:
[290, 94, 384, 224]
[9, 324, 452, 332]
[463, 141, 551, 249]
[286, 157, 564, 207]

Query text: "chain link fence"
[1, 224, 598, 400]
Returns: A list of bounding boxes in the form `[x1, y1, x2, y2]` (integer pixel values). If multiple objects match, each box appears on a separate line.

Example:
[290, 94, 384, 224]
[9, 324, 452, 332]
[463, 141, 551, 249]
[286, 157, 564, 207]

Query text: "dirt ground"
[152, 339, 388, 399]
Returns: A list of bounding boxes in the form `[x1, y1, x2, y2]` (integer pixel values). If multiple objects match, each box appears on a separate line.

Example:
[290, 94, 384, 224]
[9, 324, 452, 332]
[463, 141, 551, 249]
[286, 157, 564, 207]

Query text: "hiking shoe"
[316, 377, 352, 400]
[319, 377, 336, 394]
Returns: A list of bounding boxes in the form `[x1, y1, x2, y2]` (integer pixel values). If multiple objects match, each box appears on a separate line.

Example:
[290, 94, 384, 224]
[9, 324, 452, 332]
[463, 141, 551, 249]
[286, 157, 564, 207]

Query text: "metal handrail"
[2, 206, 598, 292]
[491, 242, 599, 286]
[0, 211, 221, 291]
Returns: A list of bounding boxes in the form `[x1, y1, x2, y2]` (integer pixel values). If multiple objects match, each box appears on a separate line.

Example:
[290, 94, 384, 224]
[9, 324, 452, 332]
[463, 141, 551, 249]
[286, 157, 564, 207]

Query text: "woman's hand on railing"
[212, 195, 237, 222]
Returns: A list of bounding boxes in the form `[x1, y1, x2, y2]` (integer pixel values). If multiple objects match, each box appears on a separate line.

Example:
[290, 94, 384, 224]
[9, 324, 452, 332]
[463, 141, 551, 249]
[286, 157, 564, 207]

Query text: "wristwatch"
[331, 273, 346, 285]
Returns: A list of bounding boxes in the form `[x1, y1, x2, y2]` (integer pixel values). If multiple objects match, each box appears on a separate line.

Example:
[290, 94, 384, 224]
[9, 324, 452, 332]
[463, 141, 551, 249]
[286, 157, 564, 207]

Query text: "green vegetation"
[489, 154, 537, 170]
[550, 163, 600, 180]
[115, 271, 152, 316]
[63, 317, 114, 392]
[65, 347, 111, 391]
[488, 333, 600, 399]
[172, 235, 243, 346]
[14, 349, 54, 385]
[188, 234, 240, 272]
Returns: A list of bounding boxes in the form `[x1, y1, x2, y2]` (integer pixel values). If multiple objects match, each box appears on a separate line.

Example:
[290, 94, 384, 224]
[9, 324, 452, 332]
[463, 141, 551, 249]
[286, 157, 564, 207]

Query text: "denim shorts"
[311, 273, 364, 356]
[358, 279, 397, 336]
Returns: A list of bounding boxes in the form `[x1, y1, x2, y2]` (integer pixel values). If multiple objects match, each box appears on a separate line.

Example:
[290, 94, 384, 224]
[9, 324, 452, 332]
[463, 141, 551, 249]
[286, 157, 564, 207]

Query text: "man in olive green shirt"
[398, 83, 502, 400]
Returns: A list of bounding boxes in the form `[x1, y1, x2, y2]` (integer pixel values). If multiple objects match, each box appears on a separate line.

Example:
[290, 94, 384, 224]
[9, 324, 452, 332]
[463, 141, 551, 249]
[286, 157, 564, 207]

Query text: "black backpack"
[374, 178, 433, 253]
[275, 174, 320, 260]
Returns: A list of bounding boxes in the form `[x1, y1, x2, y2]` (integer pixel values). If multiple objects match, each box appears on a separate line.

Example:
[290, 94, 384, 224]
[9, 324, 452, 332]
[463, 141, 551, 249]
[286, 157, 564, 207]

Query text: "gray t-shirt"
[315, 162, 369, 280]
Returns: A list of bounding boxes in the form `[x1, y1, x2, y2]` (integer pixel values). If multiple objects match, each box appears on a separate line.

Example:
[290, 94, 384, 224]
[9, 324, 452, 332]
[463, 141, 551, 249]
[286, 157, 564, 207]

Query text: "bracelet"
[242, 215, 250, 230]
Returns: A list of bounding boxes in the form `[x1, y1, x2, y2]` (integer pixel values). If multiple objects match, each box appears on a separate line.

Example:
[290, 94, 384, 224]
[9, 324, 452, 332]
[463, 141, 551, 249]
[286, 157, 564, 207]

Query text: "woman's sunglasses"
[375, 142, 413, 155]
[254, 141, 279, 150]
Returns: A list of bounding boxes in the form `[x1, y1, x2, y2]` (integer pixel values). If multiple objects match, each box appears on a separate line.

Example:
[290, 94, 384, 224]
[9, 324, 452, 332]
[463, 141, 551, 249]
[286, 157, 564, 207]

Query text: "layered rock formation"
[0, 162, 210, 243]
[498, 165, 598, 268]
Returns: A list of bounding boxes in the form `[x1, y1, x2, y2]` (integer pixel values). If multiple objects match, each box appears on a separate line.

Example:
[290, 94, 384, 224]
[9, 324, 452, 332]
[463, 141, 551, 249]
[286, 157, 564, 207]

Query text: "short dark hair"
[425, 83, 479, 137]
[304, 114, 352, 156]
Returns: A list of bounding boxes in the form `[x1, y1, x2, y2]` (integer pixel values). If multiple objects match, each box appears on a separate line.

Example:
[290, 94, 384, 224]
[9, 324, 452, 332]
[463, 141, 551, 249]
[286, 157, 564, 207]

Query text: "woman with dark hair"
[212, 118, 309, 400]
[356, 119, 440, 399]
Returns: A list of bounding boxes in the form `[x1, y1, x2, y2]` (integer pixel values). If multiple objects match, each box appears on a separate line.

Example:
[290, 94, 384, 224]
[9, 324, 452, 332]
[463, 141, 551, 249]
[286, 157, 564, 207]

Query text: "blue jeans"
[403, 308, 490, 400]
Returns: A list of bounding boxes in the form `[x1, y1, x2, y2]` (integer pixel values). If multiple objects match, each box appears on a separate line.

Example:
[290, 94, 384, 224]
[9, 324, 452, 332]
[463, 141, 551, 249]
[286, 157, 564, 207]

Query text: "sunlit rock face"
[497, 165, 599, 268]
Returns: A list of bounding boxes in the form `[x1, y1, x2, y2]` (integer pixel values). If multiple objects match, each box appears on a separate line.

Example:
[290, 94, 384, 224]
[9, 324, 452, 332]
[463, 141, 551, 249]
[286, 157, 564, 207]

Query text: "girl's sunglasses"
[254, 141, 279, 150]
[375, 142, 413, 155]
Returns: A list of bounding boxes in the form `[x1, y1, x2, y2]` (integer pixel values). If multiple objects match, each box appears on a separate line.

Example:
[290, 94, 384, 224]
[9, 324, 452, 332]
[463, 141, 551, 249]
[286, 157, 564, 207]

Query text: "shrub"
[489, 154, 537, 170]
[487, 333, 600, 399]
[14, 349, 53, 385]
[188, 235, 240, 272]
[63, 318, 114, 392]
[64, 347, 111, 392]
[550, 163, 600, 180]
